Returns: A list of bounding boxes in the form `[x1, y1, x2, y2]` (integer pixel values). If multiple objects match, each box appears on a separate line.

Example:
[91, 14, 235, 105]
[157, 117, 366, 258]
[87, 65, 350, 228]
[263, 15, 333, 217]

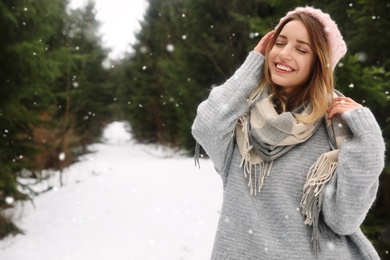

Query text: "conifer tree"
[36, 1, 114, 185]
[0, 0, 69, 238]
[170, 0, 274, 149]
[61, 2, 113, 145]
[123, 0, 274, 148]
[123, 0, 181, 144]
[0, 0, 113, 238]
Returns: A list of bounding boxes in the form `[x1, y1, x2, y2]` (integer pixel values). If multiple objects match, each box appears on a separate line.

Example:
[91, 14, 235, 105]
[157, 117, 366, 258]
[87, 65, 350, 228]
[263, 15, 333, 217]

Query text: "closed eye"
[275, 42, 285, 47]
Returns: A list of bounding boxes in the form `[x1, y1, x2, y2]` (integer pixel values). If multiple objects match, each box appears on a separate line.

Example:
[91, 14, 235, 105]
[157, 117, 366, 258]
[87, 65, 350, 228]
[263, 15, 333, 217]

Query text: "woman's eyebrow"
[277, 34, 287, 40]
[297, 39, 312, 49]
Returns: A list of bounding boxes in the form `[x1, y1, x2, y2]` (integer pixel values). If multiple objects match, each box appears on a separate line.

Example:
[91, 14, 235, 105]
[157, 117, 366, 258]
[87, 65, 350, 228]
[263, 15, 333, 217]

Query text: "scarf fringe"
[241, 159, 273, 196]
[238, 115, 274, 195]
[194, 141, 201, 168]
[300, 151, 338, 253]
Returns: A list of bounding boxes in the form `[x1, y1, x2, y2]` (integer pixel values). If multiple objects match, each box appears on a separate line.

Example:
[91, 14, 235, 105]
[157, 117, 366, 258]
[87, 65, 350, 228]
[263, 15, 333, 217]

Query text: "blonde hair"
[251, 13, 334, 123]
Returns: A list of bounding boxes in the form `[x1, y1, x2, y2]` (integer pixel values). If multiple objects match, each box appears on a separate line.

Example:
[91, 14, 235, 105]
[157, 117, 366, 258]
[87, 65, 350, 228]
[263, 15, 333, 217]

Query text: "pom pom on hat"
[276, 6, 347, 70]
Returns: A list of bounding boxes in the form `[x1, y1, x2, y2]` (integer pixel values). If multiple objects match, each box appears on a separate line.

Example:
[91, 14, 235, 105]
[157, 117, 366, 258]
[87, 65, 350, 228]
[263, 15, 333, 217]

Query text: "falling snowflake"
[5, 196, 14, 204]
[59, 152, 66, 161]
[140, 46, 147, 53]
[166, 44, 175, 52]
[325, 183, 335, 197]
[327, 241, 336, 250]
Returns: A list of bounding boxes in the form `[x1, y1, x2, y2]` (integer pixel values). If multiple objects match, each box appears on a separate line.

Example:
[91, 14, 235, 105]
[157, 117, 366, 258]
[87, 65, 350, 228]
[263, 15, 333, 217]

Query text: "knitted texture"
[192, 51, 385, 259]
[276, 6, 347, 70]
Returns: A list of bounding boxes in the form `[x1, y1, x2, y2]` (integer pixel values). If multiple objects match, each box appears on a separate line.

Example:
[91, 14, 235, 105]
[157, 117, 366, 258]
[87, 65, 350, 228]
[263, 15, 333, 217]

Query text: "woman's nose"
[279, 47, 293, 61]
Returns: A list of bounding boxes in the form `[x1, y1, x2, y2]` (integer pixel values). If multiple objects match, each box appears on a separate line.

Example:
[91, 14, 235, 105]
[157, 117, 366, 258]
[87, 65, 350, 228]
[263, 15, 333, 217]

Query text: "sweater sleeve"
[191, 51, 265, 174]
[322, 108, 385, 235]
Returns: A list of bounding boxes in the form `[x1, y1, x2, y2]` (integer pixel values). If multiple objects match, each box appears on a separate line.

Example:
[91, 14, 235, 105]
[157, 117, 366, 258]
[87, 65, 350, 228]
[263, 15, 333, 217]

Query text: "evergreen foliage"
[124, 0, 274, 149]
[0, 0, 67, 238]
[0, 0, 113, 238]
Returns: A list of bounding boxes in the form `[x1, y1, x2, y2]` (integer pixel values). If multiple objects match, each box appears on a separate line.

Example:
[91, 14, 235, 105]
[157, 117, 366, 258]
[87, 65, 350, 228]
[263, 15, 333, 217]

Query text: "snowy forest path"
[0, 122, 221, 260]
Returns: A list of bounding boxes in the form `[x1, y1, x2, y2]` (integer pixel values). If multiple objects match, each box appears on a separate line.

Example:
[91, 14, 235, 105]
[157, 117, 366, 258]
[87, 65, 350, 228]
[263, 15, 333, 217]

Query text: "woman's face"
[268, 20, 316, 92]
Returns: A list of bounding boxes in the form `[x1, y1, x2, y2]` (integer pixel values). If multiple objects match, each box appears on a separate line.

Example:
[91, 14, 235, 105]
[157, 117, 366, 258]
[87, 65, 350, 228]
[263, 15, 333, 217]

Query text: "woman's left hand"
[327, 97, 363, 119]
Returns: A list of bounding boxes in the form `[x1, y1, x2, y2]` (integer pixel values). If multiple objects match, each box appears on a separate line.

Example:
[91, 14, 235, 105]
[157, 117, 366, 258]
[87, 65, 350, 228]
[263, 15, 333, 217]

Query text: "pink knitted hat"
[276, 6, 347, 70]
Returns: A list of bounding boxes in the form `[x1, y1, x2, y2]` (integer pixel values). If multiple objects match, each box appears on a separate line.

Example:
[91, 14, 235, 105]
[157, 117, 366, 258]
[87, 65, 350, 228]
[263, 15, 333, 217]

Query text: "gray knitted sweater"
[192, 51, 385, 260]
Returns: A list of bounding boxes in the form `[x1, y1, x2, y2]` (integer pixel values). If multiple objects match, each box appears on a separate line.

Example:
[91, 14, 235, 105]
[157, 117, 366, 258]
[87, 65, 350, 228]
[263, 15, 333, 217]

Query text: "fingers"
[254, 30, 275, 55]
[327, 97, 363, 119]
[262, 30, 275, 45]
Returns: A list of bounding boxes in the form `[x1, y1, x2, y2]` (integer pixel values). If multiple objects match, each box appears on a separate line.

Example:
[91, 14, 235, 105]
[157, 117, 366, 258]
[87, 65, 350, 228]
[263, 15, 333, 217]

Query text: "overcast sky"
[69, 0, 148, 60]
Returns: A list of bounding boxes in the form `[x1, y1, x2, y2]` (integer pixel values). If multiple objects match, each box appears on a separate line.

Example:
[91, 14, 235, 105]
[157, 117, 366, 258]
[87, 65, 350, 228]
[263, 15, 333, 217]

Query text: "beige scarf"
[235, 88, 352, 252]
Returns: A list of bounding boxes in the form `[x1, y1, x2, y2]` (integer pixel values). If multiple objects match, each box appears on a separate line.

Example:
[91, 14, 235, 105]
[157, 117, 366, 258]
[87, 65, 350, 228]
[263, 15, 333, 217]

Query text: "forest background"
[0, 0, 389, 258]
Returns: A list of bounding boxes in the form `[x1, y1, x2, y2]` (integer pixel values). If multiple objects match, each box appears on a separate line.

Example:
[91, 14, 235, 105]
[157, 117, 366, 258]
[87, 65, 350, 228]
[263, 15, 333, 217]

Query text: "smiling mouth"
[276, 63, 294, 72]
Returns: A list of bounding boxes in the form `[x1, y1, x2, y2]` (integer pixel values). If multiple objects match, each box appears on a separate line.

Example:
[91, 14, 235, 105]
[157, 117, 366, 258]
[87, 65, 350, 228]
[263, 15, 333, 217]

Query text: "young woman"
[192, 6, 385, 259]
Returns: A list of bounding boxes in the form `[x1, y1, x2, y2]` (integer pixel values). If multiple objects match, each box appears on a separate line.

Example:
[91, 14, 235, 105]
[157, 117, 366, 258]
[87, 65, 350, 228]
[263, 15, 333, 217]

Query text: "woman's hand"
[327, 97, 363, 119]
[253, 30, 275, 55]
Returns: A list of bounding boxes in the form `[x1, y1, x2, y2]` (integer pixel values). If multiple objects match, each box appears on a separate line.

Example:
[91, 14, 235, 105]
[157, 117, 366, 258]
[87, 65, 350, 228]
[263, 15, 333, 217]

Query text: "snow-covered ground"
[0, 122, 222, 260]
